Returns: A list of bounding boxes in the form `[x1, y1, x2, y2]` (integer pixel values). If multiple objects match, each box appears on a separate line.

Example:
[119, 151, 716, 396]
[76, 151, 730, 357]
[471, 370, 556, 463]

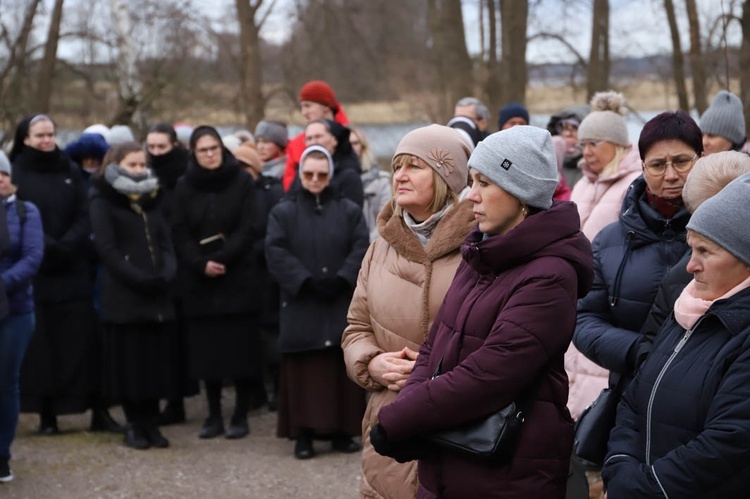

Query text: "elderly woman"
[572, 111, 701, 408]
[371, 126, 593, 498]
[342, 124, 474, 499]
[266, 146, 369, 460]
[603, 173, 750, 497]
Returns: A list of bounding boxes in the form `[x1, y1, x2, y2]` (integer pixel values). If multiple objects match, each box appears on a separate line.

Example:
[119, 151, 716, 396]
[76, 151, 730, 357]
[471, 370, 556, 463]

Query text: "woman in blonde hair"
[569, 91, 642, 242]
[350, 127, 392, 242]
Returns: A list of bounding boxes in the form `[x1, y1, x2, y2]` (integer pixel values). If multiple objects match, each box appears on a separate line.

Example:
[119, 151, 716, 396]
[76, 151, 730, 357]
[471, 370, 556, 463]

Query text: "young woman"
[89, 142, 176, 450]
[371, 126, 593, 497]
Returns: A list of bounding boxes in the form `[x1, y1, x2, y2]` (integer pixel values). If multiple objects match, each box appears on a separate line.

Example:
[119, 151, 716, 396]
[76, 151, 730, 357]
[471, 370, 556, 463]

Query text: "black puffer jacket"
[172, 154, 261, 317]
[89, 177, 176, 324]
[573, 177, 691, 380]
[603, 288, 750, 498]
[265, 187, 369, 353]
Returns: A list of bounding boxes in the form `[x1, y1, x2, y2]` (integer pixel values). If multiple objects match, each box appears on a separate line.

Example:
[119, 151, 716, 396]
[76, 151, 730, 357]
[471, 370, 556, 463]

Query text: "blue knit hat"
[64, 133, 110, 163]
[498, 103, 530, 130]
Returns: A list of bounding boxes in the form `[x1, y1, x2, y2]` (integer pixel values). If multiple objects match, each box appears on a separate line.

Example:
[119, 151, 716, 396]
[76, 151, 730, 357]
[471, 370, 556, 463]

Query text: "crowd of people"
[1, 79, 749, 499]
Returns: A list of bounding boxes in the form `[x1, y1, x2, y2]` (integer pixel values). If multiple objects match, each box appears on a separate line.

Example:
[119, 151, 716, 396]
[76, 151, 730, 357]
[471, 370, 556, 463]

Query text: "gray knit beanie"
[577, 91, 629, 147]
[0, 150, 10, 176]
[393, 124, 471, 195]
[255, 120, 289, 149]
[686, 172, 750, 266]
[108, 125, 136, 145]
[700, 90, 746, 146]
[468, 126, 559, 210]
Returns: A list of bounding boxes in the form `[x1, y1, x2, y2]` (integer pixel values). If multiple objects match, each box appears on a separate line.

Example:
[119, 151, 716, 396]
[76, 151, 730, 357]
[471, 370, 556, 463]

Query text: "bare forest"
[0, 0, 748, 141]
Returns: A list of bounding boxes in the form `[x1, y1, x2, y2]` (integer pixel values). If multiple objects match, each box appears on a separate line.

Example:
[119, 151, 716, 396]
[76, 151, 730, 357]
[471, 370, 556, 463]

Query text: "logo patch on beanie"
[428, 148, 455, 174]
[501, 158, 512, 170]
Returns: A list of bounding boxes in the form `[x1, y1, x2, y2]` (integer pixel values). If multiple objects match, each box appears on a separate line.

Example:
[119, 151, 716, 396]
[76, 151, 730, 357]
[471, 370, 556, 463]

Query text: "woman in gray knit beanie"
[700, 90, 747, 155]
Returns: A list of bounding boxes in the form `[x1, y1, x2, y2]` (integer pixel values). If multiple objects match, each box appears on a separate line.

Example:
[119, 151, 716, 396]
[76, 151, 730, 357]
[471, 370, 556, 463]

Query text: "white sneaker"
[0, 459, 13, 482]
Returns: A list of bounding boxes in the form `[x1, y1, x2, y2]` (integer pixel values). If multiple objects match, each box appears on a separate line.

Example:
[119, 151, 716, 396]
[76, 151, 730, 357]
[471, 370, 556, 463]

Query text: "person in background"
[64, 132, 110, 181]
[568, 91, 642, 242]
[10, 114, 121, 435]
[700, 90, 747, 155]
[603, 173, 750, 498]
[342, 124, 474, 499]
[0, 151, 44, 482]
[266, 146, 369, 460]
[107, 125, 136, 146]
[370, 126, 593, 498]
[497, 102, 529, 130]
[145, 123, 197, 426]
[454, 97, 491, 139]
[254, 120, 288, 180]
[174, 123, 194, 150]
[172, 126, 262, 440]
[89, 142, 176, 450]
[350, 127, 392, 242]
[547, 104, 590, 187]
[282, 80, 349, 191]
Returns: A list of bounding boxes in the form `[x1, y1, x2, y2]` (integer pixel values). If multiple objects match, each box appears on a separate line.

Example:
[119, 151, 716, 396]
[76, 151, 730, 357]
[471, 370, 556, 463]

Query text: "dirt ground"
[2, 390, 362, 498]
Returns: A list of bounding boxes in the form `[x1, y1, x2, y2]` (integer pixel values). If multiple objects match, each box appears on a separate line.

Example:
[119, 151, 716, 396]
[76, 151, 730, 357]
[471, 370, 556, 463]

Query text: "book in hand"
[199, 233, 225, 255]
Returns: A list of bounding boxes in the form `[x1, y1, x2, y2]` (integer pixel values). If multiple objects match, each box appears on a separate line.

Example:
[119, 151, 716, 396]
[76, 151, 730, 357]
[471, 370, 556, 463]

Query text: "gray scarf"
[104, 163, 159, 197]
[403, 202, 454, 246]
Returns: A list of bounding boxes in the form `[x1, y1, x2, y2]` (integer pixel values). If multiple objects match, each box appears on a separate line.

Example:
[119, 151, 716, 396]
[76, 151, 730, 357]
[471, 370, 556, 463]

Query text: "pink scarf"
[674, 275, 750, 330]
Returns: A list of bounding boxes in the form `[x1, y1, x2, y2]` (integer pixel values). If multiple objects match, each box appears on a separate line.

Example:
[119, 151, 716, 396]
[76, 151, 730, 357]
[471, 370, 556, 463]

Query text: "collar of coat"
[376, 199, 475, 263]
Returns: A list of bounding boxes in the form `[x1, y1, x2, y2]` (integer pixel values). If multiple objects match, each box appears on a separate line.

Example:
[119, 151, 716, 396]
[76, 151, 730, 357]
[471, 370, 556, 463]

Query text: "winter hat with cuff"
[577, 91, 629, 147]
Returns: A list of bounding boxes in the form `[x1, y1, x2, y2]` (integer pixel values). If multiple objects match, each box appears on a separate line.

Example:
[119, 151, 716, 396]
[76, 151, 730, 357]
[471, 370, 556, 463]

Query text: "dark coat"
[147, 144, 189, 225]
[172, 156, 261, 317]
[603, 288, 750, 498]
[89, 177, 176, 324]
[265, 187, 369, 353]
[0, 196, 44, 315]
[378, 201, 593, 499]
[253, 175, 284, 329]
[573, 177, 690, 379]
[11, 146, 93, 303]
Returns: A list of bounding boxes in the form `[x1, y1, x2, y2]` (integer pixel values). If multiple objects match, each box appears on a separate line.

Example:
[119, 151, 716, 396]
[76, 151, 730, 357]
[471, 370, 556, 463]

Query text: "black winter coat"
[603, 288, 750, 498]
[12, 147, 93, 302]
[253, 175, 284, 329]
[265, 188, 369, 353]
[148, 145, 189, 225]
[172, 157, 261, 317]
[89, 177, 176, 324]
[573, 177, 690, 380]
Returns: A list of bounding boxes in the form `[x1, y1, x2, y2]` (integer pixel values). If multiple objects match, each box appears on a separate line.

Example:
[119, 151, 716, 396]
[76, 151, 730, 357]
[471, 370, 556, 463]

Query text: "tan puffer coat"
[342, 199, 474, 499]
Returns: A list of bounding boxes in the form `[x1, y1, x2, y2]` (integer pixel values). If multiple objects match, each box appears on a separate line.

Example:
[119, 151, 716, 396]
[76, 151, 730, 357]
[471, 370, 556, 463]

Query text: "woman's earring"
[522, 205, 529, 218]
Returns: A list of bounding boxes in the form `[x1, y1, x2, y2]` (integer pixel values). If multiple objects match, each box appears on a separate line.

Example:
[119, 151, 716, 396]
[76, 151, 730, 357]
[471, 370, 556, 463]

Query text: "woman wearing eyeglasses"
[172, 126, 262, 440]
[265, 146, 369, 460]
[573, 110, 700, 406]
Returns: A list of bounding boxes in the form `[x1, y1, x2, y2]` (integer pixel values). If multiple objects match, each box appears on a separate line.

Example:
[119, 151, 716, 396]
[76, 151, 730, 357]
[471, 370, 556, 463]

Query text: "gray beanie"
[0, 150, 11, 176]
[108, 125, 136, 145]
[686, 172, 750, 266]
[700, 90, 746, 146]
[577, 91, 629, 147]
[255, 120, 288, 149]
[468, 126, 559, 210]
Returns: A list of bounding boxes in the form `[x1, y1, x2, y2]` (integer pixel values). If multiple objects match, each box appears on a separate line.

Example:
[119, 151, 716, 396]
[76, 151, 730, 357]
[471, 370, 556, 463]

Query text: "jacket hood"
[462, 200, 593, 298]
[619, 176, 691, 247]
[580, 144, 642, 183]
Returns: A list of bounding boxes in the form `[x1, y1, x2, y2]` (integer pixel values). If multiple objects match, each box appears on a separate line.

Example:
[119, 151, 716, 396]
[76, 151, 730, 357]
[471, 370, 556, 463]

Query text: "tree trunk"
[686, 0, 708, 113]
[499, 0, 528, 104]
[0, 0, 43, 115]
[35, 0, 65, 113]
[108, 0, 142, 127]
[438, 0, 473, 122]
[484, 0, 501, 117]
[587, 0, 610, 98]
[740, 0, 750, 140]
[236, 0, 266, 130]
[664, 0, 689, 111]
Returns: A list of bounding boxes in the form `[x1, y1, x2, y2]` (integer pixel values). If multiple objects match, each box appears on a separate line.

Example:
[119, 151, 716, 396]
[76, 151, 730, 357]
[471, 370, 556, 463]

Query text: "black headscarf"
[9, 113, 57, 162]
[320, 119, 361, 175]
[184, 125, 241, 192]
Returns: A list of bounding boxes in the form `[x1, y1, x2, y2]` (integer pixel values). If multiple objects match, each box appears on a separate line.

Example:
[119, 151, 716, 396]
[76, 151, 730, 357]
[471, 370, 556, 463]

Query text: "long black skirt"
[102, 322, 177, 403]
[277, 348, 365, 439]
[20, 300, 98, 414]
[187, 314, 262, 380]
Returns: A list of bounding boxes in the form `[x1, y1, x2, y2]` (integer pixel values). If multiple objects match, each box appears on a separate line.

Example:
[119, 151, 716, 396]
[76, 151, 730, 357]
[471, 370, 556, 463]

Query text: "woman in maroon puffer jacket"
[371, 126, 594, 498]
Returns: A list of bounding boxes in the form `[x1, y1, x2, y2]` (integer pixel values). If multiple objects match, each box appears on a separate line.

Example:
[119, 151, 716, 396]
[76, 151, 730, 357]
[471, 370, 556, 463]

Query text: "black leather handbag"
[573, 377, 625, 467]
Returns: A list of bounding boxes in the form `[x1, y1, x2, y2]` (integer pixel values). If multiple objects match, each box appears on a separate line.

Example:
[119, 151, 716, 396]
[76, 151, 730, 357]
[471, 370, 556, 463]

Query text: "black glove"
[369, 423, 434, 463]
[311, 276, 349, 300]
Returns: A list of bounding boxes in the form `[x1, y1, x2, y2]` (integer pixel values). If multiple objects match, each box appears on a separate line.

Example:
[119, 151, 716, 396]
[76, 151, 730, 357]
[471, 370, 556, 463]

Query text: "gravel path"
[3, 391, 362, 498]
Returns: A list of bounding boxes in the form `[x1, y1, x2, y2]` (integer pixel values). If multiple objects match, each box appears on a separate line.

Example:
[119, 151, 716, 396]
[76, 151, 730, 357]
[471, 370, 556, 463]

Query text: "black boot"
[332, 435, 361, 453]
[90, 408, 126, 434]
[123, 423, 150, 450]
[144, 420, 170, 448]
[39, 411, 59, 436]
[158, 399, 186, 426]
[198, 416, 224, 439]
[226, 414, 249, 440]
[294, 435, 314, 459]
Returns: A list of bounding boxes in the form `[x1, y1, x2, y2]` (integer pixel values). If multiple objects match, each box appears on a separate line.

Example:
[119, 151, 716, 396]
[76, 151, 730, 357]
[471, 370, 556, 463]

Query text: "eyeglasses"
[195, 144, 220, 156]
[556, 121, 579, 134]
[577, 140, 602, 150]
[302, 171, 329, 181]
[642, 154, 698, 176]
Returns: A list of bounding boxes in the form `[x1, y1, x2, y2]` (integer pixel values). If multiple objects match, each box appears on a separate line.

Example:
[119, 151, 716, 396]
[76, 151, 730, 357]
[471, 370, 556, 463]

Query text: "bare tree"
[35, 0, 65, 114]
[108, 0, 142, 127]
[664, 0, 690, 111]
[587, 0, 610, 98]
[483, 0, 502, 116]
[499, 0, 529, 104]
[686, 0, 708, 113]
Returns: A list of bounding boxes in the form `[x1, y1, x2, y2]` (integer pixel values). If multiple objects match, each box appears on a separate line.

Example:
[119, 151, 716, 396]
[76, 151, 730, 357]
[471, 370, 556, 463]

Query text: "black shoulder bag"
[572, 375, 626, 467]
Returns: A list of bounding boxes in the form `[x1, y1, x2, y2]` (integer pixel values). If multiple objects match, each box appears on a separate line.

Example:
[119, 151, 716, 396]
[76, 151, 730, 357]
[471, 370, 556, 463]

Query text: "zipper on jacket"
[141, 210, 164, 323]
[609, 231, 634, 306]
[644, 317, 706, 464]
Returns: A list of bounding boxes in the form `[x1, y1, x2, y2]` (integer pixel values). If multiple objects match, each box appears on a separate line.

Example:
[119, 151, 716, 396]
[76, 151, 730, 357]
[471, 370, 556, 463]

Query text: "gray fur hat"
[255, 120, 288, 149]
[700, 90, 746, 146]
[686, 172, 750, 266]
[0, 150, 11, 176]
[468, 126, 559, 210]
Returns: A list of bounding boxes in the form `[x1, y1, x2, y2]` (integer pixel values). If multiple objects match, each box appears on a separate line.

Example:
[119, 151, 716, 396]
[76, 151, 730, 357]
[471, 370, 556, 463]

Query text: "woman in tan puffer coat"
[342, 124, 474, 499]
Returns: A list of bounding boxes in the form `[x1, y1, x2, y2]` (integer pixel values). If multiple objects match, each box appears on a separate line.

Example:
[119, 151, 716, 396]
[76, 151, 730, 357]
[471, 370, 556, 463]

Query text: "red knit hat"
[299, 80, 339, 113]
